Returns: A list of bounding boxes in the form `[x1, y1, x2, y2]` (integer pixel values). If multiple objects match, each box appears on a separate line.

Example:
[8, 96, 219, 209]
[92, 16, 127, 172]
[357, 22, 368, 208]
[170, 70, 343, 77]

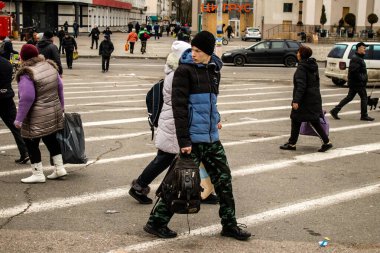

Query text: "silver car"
[242, 27, 261, 41]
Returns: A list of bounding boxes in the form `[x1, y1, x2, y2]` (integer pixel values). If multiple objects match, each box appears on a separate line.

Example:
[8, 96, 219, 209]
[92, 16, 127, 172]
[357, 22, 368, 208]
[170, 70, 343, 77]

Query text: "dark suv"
[221, 39, 301, 67]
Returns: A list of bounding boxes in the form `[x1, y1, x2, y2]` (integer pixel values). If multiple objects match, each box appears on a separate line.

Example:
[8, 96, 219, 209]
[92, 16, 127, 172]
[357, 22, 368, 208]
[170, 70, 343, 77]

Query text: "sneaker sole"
[143, 225, 177, 238]
[128, 189, 153, 204]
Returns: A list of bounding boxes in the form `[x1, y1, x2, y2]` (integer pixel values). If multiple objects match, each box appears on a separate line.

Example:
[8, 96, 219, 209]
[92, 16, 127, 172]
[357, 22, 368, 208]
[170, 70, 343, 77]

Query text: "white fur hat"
[171, 41, 191, 58]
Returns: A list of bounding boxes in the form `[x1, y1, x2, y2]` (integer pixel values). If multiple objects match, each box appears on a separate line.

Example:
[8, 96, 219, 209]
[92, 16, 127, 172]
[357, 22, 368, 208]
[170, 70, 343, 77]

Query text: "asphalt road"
[1, 58, 380, 253]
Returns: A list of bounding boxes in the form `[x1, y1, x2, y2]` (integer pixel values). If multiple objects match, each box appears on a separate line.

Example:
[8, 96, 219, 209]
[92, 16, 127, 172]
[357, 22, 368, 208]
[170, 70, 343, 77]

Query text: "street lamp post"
[215, 0, 223, 57]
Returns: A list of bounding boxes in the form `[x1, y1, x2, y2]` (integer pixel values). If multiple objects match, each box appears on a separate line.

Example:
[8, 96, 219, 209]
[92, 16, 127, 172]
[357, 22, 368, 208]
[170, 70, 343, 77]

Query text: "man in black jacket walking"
[99, 34, 114, 72]
[62, 32, 78, 69]
[0, 56, 29, 164]
[57, 26, 66, 54]
[330, 42, 374, 121]
[89, 25, 100, 49]
[36, 31, 63, 76]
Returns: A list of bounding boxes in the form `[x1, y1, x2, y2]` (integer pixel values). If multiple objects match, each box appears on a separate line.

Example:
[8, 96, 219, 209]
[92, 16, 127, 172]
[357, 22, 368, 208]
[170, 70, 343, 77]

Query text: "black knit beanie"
[191, 31, 215, 56]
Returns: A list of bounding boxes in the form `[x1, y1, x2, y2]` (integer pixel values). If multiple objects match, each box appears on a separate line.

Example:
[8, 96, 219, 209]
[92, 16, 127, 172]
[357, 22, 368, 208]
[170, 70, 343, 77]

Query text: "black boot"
[221, 224, 252, 241]
[143, 223, 177, 238]
[129, 179, 153, 204]
[318, 142, 333, 152]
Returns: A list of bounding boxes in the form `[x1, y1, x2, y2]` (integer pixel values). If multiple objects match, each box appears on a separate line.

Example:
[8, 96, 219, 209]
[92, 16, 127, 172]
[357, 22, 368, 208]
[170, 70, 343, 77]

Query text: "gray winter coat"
[154, 53, 180, 154]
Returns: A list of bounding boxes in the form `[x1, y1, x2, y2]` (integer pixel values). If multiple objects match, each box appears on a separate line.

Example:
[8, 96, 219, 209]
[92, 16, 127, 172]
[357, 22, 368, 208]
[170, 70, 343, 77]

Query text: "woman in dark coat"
[280, 45, 333, 152]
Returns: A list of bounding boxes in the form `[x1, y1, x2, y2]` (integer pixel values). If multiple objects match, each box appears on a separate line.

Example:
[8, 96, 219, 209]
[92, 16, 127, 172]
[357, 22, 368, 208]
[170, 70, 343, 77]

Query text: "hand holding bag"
[56, 113, 87, 164]
[73, 51, 79, 60]
[300, 111, 329, 137]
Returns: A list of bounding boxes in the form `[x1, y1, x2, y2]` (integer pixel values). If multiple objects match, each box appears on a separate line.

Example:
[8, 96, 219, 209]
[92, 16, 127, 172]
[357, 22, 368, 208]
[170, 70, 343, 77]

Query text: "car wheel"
[332, 78, 346, 86]
[284, 56, 297, 67]
[233, 55, 245, 66]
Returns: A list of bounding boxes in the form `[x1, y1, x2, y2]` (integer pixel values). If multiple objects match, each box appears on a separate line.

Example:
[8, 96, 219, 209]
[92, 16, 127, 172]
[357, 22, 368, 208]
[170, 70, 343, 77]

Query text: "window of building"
[283, 3, 293, 12]
[372, 45, 380, 60]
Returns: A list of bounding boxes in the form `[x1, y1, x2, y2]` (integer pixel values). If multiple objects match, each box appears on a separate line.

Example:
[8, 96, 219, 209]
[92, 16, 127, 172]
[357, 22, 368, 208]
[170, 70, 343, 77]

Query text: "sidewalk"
[11, 32, 334, 61]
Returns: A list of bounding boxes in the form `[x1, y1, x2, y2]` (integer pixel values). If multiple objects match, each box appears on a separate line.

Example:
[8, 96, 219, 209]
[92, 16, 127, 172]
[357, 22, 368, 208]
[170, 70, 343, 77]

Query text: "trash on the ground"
[319, 237, 330, 247]
[105, 210, 120, 214]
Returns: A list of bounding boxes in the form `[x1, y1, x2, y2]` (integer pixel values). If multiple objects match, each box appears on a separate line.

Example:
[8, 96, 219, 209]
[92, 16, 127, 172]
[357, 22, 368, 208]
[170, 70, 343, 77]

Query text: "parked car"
[242, 27, 261, 41]
[325, 42, 380, 86]
[221, 39, 301, 67]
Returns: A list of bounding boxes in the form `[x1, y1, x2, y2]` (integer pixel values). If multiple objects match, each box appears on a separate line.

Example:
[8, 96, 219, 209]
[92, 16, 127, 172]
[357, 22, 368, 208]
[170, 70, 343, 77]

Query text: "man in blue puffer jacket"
[144, 31, 252, 241]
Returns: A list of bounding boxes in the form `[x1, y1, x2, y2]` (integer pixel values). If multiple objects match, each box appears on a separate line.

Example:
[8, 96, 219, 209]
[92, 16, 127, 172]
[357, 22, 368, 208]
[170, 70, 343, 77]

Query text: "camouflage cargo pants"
[147, 141, 237, 228]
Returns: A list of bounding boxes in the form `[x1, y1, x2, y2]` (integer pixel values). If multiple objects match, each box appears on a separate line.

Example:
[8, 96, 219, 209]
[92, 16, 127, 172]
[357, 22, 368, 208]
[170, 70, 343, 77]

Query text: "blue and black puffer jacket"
[172, 48, 222, 148]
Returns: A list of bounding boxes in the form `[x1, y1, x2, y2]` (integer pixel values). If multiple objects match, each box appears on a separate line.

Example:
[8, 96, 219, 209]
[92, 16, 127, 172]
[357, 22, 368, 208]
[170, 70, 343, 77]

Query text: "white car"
[242, 27, 261, 41]
[325, 42, 380, 86]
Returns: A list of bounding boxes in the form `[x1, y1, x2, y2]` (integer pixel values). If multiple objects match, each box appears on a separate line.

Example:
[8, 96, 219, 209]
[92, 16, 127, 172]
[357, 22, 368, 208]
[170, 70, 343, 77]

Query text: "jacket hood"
[298, 57, 318, 72]
[179, 48, 223, 71]
[37, 38, 52, 48]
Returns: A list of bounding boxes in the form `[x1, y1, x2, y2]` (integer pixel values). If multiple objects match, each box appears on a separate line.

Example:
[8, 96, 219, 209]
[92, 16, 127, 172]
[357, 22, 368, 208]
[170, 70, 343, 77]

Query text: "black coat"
[62, 36, 77, 52]
[89, 27, 100, 39]
[99, 39, 114, 57]
[290, 58, 322, 122]
[348, 53, 367, 87]
[37, 38, 63, 75]
[0, 56, 14, 99]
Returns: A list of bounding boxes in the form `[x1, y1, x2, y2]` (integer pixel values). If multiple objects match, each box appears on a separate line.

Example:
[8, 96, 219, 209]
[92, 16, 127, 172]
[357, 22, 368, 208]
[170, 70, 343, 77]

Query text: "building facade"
[191, 0, 380, 38]
[2, 0, 147, 33]
[254, 0, 380, 38]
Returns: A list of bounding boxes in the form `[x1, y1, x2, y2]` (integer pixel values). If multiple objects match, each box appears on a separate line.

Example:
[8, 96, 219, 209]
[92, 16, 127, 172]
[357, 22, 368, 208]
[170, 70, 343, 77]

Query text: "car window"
[287, 41, 300, 48]
[348, 45, 371, 59]
[372, 45, 380, 60]
[253, 41, 269, 50]
[271, 41, 285, 49]
[327, 44, 348, 58]
[247, 28, 259, 33]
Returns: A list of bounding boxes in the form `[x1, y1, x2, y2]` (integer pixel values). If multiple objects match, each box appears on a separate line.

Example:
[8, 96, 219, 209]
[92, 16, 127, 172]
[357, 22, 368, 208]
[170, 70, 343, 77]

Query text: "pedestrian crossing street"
[1, 71, 379, 252]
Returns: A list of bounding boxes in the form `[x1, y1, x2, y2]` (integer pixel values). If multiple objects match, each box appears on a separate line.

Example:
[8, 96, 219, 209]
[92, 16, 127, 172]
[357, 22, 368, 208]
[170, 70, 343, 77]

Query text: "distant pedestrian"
[226, 25, 233, 40]
[0, 37, 18, 60]
[99, 35, 114, 73]
[102, 27, 113, 39]
[330, 42, 374, 121]
[0, 55, 29, 164]
[127, 22, 134, 33]
[62, 32, 77, 69]
[36, 31, 63, 76]
[135, 22, 141, 34]
[63, 21, 69, 32]
[153, 22, 160, 40]
[57, 27, 65, 54]
[126, 28, 138, 54]
[166, 26, 170, 36]
[15, 44, 67, 183]
[138, 28, 150, 54]
[73, 21, 79, 38]
[26, 32, 39, 46]
[280, 45, 333, 152]
[89, 25, 100, 49]
[146, 23, 152, 33]
[177, 28, 190, 42]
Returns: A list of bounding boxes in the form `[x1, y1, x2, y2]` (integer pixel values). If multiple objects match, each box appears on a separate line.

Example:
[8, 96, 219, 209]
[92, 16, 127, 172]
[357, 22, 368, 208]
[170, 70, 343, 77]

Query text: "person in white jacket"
[129, 41, 218, 204]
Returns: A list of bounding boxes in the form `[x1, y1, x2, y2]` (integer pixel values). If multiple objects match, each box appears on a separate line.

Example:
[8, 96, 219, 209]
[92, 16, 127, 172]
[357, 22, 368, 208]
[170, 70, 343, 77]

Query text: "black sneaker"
[201, 194, 219, 205]
[318, 142, 333, 152]
[15, 155, 30, 164]
[143, 223, 177, 238]
[280, 143, 296, 150]
[129, 188, 153, 204]
[221, 224, 252, 241]
[360, 116, 375, 121]
[330, 109, 340, 120]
